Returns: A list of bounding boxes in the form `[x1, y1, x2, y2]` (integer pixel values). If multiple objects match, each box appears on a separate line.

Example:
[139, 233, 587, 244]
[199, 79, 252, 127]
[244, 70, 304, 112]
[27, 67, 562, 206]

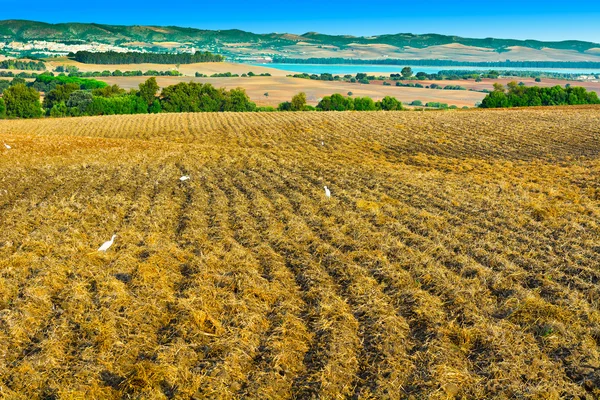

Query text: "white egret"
[4, 144, 11, 149]
[180, 176, 190, 181]
[321, 141, 324, 146]
[324, 186, 331, 198]
[98, 235, 117, 252]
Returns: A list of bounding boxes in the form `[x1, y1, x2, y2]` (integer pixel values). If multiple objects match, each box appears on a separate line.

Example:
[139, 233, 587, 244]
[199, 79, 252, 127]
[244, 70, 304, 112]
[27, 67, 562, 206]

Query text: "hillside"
[1, 19, 600, 62]
[2, 107, 600, 398]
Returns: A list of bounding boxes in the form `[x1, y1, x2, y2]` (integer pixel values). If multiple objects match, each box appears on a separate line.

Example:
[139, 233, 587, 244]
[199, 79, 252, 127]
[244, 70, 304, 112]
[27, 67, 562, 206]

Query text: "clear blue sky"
[2, 0, 600, 42]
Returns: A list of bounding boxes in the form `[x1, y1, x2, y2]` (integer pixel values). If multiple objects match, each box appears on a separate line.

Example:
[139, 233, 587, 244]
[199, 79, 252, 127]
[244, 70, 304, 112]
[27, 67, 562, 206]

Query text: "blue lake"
[249, 63, 600, 75]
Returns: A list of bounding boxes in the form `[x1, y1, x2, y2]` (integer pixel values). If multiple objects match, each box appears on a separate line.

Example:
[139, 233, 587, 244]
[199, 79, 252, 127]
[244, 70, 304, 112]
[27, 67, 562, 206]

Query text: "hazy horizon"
[2, 0, 600, 43]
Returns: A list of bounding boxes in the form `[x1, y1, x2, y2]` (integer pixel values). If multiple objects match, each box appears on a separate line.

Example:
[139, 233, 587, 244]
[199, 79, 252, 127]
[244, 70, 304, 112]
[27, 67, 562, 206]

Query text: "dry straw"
[1, 106, 600, 398]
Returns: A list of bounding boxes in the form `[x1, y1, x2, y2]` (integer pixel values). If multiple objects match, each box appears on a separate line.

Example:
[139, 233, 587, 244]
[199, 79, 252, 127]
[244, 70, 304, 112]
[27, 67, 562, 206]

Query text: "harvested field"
[1, 107, 600, 398]
[44, 59, 289, 77]
[98, 75, 486, 107]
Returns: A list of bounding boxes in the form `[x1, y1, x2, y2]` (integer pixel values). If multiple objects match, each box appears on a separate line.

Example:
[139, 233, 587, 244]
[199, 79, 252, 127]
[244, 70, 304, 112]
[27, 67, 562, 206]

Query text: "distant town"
[0, 39, 278, 63]
[0, 40, 211, 58]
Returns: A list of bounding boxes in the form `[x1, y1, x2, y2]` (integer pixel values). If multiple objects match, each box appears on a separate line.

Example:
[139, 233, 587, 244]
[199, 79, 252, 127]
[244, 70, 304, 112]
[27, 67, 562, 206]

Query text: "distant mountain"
[1, 20, 600, 62]
[0, 20, 286, 45]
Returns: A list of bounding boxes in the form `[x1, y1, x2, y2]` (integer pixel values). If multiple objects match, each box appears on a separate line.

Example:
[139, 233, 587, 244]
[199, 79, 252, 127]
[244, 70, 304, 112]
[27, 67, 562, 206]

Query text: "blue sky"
[2, 0, 600, 42]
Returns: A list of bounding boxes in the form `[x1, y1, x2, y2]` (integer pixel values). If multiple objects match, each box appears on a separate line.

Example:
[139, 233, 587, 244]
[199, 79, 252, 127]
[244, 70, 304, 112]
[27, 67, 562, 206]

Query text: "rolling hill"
[1, 19, 600, 62]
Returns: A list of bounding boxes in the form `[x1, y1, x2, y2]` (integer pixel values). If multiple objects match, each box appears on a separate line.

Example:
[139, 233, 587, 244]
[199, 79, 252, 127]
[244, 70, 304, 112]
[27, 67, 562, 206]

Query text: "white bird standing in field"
[98, 235, 117, 252]
[180, 175, 190, 181]
[324, 186, 331, 198]
[4, 143, 11, 149]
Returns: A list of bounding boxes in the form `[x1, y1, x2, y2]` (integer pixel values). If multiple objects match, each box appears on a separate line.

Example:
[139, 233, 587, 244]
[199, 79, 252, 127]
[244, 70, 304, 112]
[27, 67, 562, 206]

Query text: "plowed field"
[1, 107, 600, 399]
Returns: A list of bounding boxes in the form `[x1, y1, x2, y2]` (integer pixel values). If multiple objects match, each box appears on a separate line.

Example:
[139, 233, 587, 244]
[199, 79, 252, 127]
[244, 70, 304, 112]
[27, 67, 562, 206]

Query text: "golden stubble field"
[1, 107, 600, 399]
[45, 59, 291, 77]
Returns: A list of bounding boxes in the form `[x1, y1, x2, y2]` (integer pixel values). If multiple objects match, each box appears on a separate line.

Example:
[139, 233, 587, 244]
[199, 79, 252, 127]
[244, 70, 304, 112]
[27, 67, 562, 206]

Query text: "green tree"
[277, 101, 292, 111]
[139, 77, 160, 106]
[160, 82, 224, 112]
[401, 67, 413, 78]
[353, 96, 376, 111]
[149, 99, 161, 114]
[43, 83, 80, 111]
[507, 81, 519, 92]
[222, 88, 256, 112]
[291, 92, 307, 111]
[317, 94, 354, 111]
[66, 90, 94, 115]
[0, 98, 5, 118]
[0, 80, 9, 94]
[50, 102, 68, 117]
[93, 84, 126, 98]
[3, 84, 43, 118]
[480, 84, 599, 108]
[377, 96, 403, 111]
[10, 77, 27, 86]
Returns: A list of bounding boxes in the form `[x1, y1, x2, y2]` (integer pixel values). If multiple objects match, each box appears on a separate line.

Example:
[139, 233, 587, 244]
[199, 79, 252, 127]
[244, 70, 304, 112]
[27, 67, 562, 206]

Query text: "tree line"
[71, 51, 225, 65]
[0, 75, 411, 119]
[0, 59, 46, 71]
[2, 73, 598, 119]
[276, 93, 403, 111]
[54, 65, 182, 77]
[480, 82, 600, 108]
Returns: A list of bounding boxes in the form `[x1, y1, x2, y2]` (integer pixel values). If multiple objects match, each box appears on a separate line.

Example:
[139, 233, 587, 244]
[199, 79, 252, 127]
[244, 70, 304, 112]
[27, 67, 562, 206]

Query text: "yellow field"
[45, 58, 289, 77]
[1, 107, 600, 399]
[98, 75, 486, 108]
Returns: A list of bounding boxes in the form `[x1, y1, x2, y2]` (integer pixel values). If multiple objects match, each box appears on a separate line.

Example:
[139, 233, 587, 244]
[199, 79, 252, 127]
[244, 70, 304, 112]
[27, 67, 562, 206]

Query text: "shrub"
[353, 97, 376, 111]
[291, 92, 307, 111]
[277, 101, 292, 111]
[377, 96, 403, 111]
[317, 93, 355, 111]
[256, 106, 276, 112]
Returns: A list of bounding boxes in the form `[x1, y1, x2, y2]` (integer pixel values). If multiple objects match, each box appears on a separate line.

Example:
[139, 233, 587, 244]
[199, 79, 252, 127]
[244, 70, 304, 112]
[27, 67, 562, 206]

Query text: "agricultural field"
[44, 59, 289, 77]
[98, 75, 486, 107]
[1, 107, 600, 399]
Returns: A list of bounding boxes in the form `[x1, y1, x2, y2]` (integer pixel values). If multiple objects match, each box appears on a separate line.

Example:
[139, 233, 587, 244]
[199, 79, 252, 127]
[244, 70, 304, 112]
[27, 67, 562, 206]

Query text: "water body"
[249, 63, 600, 75]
